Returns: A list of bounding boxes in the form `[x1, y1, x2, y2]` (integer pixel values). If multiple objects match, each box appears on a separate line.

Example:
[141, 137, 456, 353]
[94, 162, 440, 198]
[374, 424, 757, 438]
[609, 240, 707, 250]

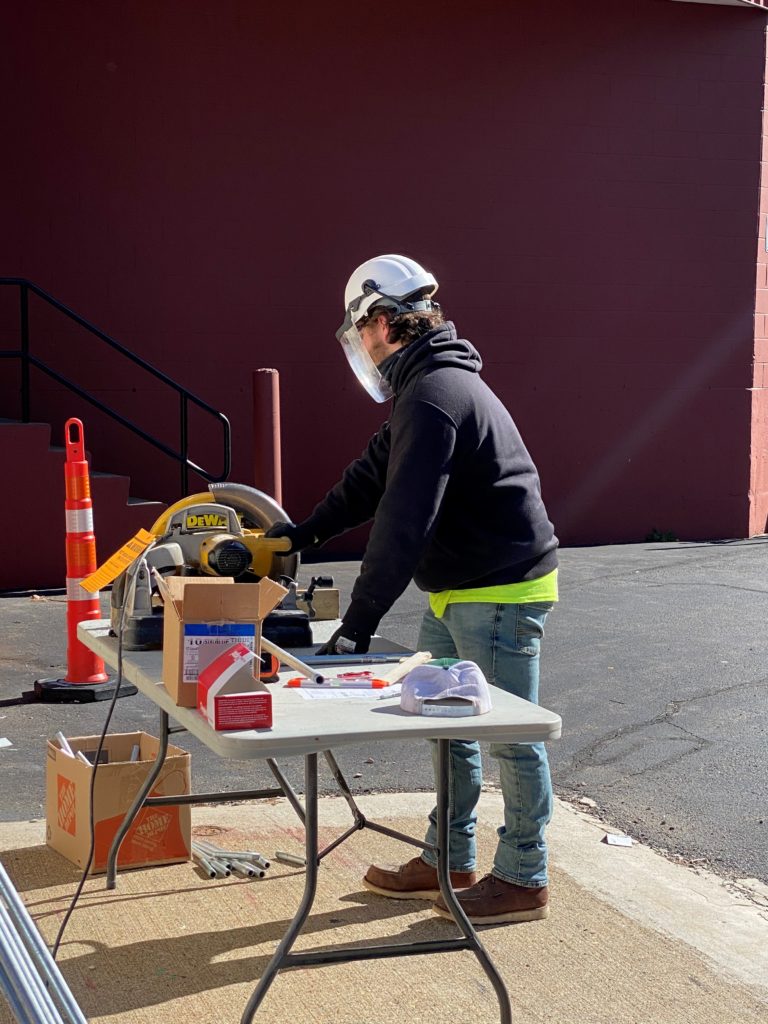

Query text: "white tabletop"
[79, 620, 562, 761]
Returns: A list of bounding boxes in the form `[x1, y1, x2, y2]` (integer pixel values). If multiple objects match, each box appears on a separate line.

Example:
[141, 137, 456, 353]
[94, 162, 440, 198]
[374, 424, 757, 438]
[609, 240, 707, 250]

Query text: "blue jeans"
[417, 601, 554, 888]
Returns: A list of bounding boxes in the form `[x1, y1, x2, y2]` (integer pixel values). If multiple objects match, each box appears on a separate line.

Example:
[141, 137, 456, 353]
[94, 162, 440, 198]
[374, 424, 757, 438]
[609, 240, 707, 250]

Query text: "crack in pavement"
[641, 581, 768, 596]
[558, 549, 768, 593]
[557, 675, 768, 784]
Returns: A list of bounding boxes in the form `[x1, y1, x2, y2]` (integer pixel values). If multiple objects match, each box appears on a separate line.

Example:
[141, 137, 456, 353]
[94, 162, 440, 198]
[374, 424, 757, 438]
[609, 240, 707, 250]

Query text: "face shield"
[336, 297, 393, 404]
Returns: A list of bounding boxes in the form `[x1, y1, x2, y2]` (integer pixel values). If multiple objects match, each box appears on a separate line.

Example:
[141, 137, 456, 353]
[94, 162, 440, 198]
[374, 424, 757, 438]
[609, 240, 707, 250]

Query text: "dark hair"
[367, 299, 446, 347]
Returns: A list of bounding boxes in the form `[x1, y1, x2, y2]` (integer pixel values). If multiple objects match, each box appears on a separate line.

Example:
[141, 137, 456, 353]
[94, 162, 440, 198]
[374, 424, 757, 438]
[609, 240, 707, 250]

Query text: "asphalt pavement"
[1, 538, 767, 886]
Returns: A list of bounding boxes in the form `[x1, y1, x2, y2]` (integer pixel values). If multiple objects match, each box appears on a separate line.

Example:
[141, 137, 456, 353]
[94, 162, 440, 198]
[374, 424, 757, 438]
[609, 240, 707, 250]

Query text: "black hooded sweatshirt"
[304, 322, 558, 637]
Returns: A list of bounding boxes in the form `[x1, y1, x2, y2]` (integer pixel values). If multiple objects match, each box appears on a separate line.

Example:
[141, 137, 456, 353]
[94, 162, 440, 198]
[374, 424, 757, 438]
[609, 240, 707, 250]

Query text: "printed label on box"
[131, 808, 173, 852]
[214, 693, 272, 730]
[57, 776, 77, 836]
[183, 623, 256, 683]
[93, 805, 189, 870]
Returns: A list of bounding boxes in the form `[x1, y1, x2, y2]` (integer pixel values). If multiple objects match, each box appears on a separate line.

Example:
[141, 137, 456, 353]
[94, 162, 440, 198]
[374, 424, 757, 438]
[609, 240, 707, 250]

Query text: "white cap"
[400, 660, 492, 717]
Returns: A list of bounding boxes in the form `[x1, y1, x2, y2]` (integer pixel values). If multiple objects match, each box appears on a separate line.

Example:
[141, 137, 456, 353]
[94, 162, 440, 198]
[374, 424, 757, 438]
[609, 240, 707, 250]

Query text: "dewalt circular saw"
[111, 482, 308, 650]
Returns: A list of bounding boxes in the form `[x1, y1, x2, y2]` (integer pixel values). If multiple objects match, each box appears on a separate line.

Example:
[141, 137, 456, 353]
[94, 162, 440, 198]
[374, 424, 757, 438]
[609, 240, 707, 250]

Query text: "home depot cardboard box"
[46, 731, 191, 874]
[161, 576, 287, 707]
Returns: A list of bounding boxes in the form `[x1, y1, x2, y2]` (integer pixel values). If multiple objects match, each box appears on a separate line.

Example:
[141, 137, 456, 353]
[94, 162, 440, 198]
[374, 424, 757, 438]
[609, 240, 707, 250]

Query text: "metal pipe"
[194, 839, 266, 858]
[205, 858, 231, 878]
[0, 959, 35, 1024]
[190, 848, 217, 879]
[0, 907, 62, 1023]
[252, 369, 282, 506]
[229, 862, 255, 879]
[229, 856, 269, 872]
[193, 841, 269, 870]
[260, 637, 323, 683]
[0, 861, 87, 1024]
[274, 851, 306, 868]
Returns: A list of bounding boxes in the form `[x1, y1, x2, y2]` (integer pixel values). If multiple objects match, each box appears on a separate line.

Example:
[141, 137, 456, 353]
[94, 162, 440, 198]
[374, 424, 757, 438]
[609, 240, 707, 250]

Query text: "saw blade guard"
[148, 483, 299, 583]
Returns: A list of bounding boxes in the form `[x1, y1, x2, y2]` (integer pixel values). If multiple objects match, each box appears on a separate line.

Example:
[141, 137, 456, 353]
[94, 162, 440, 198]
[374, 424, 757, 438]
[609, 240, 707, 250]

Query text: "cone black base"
[31, 677, 137, 703]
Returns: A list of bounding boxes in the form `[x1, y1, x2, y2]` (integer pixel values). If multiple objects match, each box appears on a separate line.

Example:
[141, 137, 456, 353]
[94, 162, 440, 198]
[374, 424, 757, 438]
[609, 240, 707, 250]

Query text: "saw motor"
[110, 482, 316, 651]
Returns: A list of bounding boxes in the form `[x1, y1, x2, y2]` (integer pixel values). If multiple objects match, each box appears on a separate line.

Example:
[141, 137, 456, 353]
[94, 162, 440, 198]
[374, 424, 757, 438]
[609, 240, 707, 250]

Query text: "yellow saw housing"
[149, 485, 297, 582]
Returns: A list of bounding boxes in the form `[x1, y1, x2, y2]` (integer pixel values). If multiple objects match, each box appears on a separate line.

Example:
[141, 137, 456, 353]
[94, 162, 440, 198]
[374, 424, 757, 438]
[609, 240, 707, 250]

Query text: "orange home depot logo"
[132, 809, 172, 852]
[57, 776, 77, 835]
[93, 807, 188, 869]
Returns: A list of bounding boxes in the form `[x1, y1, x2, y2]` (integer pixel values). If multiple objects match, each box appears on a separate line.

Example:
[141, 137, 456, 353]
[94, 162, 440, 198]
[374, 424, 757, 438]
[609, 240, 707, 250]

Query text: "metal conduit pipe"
[0, 862, 87, 1024]
[0, 907, 63, 1023]
[0, 960, 35, 1024]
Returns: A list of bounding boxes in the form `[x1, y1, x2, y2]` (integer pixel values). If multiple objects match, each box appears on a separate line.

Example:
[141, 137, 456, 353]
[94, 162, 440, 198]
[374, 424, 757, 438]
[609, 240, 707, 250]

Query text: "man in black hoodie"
[266, 254, 558, 924]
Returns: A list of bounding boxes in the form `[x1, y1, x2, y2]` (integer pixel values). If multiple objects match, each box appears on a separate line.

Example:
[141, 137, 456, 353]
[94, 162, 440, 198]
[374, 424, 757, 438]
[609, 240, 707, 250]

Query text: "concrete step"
[1, 420, 165, 591]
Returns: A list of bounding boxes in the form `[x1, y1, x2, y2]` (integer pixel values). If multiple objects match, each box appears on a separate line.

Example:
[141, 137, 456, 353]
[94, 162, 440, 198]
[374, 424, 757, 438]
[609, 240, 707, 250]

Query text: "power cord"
[51, 553, 149, 959]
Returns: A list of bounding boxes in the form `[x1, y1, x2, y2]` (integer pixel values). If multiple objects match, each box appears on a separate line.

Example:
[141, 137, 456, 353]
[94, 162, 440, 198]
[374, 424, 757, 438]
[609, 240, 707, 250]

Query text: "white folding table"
[78, 619, 561, 1024]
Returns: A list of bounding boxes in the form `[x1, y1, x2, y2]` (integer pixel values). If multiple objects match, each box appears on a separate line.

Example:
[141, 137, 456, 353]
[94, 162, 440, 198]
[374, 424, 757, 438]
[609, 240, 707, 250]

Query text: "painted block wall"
[750, 65, 768, 535]
[1, 0, 766, 549]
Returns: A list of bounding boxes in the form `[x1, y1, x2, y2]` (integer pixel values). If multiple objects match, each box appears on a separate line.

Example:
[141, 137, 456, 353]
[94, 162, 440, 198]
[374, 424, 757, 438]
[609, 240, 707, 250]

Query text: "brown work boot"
[363, 856, 477, 901]
[433, 873, 549, 924]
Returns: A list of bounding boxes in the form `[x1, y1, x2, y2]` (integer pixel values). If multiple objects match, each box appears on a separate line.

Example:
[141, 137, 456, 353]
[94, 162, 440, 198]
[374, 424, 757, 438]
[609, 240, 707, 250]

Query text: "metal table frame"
[77, 621, 560, 1024]
[108, 707, 513, 1024]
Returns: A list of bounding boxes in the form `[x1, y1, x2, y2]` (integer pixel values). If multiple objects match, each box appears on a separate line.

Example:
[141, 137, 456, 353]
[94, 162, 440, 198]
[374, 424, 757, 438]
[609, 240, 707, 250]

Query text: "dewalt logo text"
[185, 513, 228, 529]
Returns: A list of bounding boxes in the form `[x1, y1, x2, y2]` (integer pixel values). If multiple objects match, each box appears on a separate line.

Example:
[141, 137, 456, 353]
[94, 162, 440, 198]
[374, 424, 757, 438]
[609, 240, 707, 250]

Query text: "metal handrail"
[0, 278, 231, 494]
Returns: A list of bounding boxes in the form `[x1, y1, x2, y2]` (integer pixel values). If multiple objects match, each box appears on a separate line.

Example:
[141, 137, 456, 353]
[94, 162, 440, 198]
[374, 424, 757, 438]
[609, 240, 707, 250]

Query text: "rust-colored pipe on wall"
[252, 368, 283, 507]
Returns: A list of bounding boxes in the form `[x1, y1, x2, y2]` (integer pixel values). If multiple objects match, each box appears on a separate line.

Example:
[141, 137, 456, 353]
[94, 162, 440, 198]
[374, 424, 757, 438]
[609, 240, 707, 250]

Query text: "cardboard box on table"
[46, 731, 191, 874]
[197, 643, 273, 731]
[161, 577, 287, 708]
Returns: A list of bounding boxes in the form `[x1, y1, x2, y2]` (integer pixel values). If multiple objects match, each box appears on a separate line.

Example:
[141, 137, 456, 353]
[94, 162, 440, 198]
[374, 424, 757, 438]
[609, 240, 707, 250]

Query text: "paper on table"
[296, 685, 402, 701]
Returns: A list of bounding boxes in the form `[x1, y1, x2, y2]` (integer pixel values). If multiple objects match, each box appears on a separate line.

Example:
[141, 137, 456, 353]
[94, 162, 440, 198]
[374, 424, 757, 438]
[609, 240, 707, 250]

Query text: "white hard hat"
[341, 254, 439, 327]
[335, 254, 439, 403]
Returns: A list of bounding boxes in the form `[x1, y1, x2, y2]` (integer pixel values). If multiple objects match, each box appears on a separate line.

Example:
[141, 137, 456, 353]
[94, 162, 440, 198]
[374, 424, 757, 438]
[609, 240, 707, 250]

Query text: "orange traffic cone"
[34, 419, 136, 703]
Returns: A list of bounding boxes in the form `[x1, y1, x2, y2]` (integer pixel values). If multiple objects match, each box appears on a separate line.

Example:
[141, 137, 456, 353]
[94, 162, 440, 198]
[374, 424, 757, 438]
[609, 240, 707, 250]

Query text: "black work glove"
[264, 520, 319, 555]
[315, 624, 372, 657]
[314, 597, 382, 656]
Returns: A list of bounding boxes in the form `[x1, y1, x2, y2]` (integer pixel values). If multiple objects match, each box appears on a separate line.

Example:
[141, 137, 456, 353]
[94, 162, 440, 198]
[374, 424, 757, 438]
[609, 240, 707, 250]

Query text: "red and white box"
[197, 642, 273, 731]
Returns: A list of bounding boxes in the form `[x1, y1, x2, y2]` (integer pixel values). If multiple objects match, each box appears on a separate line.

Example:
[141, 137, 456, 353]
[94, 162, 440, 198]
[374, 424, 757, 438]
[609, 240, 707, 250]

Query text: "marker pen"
[286, 676, 391, 689]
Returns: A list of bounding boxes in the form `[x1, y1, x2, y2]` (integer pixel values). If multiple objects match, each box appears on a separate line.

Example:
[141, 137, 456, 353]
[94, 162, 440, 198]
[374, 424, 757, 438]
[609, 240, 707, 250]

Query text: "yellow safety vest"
[428, 569, 559, 619]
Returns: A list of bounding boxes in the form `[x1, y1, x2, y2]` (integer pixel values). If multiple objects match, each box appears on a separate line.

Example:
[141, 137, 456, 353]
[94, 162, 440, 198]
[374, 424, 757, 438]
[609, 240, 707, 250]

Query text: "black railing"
[0, 278, 230, 495]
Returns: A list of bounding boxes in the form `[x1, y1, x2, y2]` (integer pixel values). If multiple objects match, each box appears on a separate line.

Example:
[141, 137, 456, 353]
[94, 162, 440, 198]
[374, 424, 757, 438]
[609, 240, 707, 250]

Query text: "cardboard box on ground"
[46, 732, 191, 873]
[160, 576, 287, 727]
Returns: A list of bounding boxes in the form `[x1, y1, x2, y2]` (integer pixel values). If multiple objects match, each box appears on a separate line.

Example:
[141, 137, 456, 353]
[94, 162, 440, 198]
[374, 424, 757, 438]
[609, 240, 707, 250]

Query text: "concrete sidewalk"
[1, 792, 766, 1024]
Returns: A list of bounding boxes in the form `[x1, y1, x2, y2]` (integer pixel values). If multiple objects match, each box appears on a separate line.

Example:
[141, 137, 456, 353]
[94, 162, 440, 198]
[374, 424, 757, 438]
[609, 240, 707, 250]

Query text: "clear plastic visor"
[336, 302, 392, 403]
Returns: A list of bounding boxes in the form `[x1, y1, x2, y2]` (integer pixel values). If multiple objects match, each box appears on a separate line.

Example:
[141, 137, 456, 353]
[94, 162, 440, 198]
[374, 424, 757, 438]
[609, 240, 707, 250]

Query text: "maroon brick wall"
[751, 43, 768, 534]
[1, 0, 766, 549]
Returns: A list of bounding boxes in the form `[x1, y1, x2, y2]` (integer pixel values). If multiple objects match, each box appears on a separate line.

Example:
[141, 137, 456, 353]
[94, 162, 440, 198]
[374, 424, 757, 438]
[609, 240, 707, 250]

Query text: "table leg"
[435, 738, 512, 1024]
[106, 710, 169, 891]
[265, 758, 305, 825]
[240, 751, 320, 1024]
[319, 750, 434, 858]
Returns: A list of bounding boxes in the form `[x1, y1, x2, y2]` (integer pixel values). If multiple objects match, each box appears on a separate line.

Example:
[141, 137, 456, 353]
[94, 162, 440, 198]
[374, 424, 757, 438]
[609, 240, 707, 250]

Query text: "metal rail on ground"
[0, 859, 88, 1024]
